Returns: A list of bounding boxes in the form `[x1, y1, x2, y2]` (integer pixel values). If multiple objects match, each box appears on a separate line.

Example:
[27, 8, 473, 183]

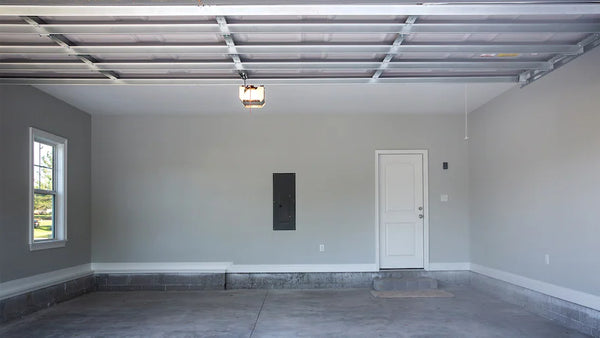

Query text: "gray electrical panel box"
[273, 173, 296, 231]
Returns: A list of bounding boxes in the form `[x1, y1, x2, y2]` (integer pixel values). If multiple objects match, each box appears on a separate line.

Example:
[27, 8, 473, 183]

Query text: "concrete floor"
[0, 288, 587, 337]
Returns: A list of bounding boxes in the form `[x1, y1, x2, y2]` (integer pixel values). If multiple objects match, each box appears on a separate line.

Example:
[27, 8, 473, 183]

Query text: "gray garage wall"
[0, 86, 91, 283]
[92, 114, 469, 265]
[469, 47, 600, 296]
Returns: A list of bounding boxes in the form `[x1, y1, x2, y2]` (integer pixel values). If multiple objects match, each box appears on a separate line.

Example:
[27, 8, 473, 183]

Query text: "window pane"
[33, 193, 54, 241]
[33, 141, 55, 191]
[39, 143, 54, 169]
[34, 141, 40, 166]
[39, 167, 53, 190]
[34, 166, 41, 190]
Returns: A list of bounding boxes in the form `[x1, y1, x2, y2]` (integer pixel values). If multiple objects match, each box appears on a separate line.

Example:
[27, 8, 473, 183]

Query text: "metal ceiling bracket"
[216, 16, 246, 79]
[371, 15, 418, 81]
[519, 33, 600, 87]
[19, 16, 119, 81]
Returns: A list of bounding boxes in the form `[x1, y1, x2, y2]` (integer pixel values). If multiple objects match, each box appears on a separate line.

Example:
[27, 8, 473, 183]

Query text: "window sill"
[29, 240, 67, 251]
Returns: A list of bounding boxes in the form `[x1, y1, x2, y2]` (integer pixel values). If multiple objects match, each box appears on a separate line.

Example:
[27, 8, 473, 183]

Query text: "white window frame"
[29, 127, 68, 251]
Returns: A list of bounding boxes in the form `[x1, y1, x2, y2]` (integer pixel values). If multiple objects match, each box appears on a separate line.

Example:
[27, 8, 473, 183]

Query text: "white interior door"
[378, 153, 425, 269]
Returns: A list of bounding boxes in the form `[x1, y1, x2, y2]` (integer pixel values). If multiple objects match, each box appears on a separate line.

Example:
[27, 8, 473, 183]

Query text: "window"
[29, 127, 67, 250]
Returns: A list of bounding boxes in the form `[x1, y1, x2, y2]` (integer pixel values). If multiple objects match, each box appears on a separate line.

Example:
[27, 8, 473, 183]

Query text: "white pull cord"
[464, 84, 469, 141]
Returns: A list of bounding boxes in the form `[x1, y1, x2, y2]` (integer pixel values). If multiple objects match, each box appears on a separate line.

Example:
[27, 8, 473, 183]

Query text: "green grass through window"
[34, 220, 53, 240]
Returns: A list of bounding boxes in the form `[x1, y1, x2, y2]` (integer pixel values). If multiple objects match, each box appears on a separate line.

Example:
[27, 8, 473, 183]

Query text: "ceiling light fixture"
[239, 75, 265, 109]
[239, 84, 265, 109]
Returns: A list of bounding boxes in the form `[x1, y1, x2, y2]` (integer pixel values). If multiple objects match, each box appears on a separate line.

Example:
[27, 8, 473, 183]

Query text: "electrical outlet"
[319, 244, 325, 252]
[545, 254, 550, 265]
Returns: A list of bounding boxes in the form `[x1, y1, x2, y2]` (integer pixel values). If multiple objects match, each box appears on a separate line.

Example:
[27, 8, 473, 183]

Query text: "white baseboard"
[82, 262, 469, 274]
[471, 263, 600, 311]
[91, 262, 232, 274]
[93, 262, 377, 273]
[228, 264, 378, 273]
[0, 264, 92, 301]
[428, 262, 471, 271]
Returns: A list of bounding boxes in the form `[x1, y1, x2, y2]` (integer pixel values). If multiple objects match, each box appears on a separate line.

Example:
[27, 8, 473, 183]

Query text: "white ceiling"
[35, 82, 514, 115]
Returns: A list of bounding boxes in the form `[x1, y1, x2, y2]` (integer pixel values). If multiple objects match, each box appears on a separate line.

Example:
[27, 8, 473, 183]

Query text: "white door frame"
[375, 150, 429, 270]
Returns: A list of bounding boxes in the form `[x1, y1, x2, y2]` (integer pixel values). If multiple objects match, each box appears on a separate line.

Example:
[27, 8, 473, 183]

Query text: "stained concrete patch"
[370, 289, 454, 298]
[94, 273, 225, 291]
[227, 270, 471, 289]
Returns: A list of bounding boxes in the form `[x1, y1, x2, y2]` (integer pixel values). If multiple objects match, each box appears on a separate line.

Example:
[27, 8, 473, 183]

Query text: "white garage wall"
[469, 46, 600, 296]
[92, 114, 469, 267]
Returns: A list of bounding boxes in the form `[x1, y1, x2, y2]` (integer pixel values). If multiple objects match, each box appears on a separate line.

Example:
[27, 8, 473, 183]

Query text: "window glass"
[33, 140, 56, 241]
[39, 167, 53, 190]
[34, 141, 54, 191]
[33, 193, 55, 240]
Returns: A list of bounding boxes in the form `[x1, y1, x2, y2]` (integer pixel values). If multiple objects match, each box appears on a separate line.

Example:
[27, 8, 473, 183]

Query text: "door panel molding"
[375, 150, 429, 270]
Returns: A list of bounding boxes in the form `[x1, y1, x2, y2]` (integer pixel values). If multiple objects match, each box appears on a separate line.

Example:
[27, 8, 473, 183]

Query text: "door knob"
[418, 206, 423, 211]
[418, 214, 424, 219]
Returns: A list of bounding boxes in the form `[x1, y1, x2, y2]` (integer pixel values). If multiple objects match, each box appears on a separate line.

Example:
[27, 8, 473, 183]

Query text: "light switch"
[441, 194, 449, 202]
